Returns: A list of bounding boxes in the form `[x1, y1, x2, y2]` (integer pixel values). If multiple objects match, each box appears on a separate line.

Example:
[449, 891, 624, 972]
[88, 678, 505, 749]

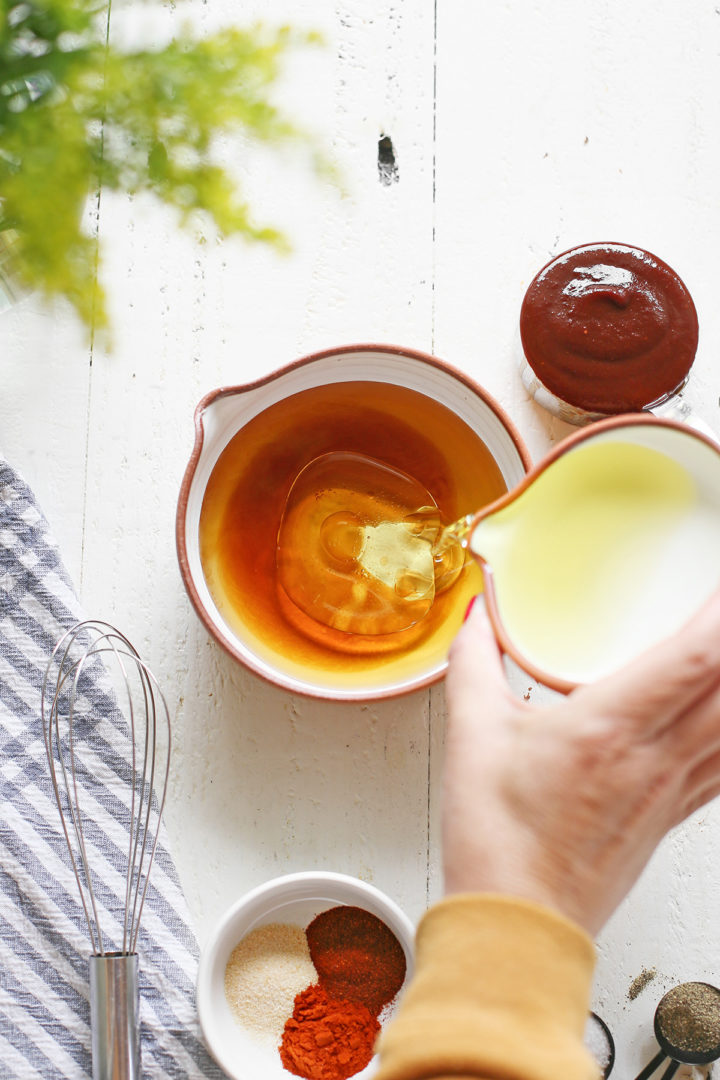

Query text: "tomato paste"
[520, 243, 698, 414]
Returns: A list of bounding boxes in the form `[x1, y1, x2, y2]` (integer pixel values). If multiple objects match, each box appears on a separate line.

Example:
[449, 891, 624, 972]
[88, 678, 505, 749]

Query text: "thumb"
[446, 596, 510, 721]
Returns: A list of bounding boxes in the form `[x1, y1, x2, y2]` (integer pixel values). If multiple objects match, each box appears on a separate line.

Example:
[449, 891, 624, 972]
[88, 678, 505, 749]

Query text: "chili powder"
[306, 905, 407, 1017]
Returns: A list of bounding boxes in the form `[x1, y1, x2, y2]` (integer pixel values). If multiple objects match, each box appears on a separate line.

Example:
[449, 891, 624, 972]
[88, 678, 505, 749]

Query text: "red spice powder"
[279, 905, 408, 1080]
[306, 905, 407, 1017]
[279, 984, 380, 1080]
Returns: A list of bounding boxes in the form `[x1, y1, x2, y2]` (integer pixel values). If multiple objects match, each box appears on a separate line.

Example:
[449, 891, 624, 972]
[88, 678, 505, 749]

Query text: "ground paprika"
[279, 984, 380, 1080]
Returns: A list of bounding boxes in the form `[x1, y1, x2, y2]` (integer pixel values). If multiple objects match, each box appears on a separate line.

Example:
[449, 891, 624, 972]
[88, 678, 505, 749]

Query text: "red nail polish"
[463, 596, 477, 622]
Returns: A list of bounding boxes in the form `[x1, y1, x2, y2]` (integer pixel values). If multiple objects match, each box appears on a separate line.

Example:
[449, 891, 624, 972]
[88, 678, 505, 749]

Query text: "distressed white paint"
[2, 2, 720, 1077]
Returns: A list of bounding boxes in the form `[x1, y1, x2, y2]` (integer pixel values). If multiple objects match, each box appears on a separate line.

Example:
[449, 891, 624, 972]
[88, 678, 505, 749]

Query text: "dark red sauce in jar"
[520, 243, 698, 414]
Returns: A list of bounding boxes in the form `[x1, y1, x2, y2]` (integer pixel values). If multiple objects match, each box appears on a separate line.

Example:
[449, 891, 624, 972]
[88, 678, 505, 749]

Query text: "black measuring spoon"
[585, 1012, 615, 1078]
[634, 981, 720, 1080]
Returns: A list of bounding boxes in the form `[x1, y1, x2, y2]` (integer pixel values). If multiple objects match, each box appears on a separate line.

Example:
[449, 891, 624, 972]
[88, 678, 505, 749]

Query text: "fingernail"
[463, 596, 478, 622]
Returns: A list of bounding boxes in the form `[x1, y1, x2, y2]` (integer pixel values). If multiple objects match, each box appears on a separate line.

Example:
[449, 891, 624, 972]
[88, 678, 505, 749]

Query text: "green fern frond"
[0, 1, 321, 337]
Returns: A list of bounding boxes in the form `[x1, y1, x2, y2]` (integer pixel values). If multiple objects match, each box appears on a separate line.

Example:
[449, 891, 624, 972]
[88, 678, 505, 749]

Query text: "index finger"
[446, 597, 515, 727]
[575, 586, 720, 736]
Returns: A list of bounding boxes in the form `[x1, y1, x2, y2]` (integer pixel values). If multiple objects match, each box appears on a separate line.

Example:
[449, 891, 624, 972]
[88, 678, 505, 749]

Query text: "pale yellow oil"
[277, 451, 467, 637]
[470, 437, 720, 683]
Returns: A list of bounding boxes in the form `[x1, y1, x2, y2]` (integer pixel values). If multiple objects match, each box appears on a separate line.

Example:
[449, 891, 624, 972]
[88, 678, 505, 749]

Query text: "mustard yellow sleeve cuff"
[376, 894, 598, 1080]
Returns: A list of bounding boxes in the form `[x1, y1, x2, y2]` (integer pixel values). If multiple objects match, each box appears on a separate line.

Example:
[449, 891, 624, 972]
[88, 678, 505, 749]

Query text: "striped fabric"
[0, 460, 222, 1078]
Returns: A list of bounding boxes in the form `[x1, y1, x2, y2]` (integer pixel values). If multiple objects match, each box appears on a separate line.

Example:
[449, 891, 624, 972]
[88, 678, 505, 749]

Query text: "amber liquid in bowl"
[199, 381, 508, 691]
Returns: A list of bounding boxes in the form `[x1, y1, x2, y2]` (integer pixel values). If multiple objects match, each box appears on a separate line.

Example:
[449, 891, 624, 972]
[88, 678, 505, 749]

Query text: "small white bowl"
[197, 871, 416, 1080]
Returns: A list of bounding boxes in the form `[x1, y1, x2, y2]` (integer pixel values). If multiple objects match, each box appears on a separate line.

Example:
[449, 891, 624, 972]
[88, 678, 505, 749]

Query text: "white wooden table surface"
[4, 2, 720, 1076]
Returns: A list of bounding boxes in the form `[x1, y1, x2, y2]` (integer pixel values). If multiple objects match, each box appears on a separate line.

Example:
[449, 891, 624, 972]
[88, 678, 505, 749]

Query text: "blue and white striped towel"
[0, 459, 223, 1078]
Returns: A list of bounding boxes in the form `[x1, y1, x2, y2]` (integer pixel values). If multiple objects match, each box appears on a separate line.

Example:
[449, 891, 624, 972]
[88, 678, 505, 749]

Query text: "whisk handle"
[89, 953, 140, 1080]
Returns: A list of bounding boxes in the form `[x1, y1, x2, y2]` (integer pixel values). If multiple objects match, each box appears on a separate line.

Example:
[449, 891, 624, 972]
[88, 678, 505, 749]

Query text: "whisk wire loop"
[41, 620, 171, 957]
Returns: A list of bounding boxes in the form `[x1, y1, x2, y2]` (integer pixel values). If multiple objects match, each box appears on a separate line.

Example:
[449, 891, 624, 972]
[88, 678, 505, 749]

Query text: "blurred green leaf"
[0, 0, 322, 339]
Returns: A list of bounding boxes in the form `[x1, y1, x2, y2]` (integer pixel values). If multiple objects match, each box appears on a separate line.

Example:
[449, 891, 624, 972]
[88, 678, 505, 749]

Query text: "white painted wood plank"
[0, 296, 90, 588]
[433, 0, 720, 461]
[79, 0, 438, 943]
[434, 2, 720, 1074]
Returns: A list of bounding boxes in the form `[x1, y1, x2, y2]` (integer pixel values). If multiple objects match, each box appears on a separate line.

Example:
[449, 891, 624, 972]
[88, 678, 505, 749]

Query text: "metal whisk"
[41, 621, 171, 1080]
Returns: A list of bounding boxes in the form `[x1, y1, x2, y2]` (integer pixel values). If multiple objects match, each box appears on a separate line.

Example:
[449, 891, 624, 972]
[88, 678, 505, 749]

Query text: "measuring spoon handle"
[632, 1049, 667, 1080]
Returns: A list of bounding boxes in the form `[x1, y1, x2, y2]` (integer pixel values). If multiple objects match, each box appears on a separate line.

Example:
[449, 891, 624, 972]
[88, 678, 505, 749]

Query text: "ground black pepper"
[656, 982, 720, 1055]
[628, 968, 657, 1001]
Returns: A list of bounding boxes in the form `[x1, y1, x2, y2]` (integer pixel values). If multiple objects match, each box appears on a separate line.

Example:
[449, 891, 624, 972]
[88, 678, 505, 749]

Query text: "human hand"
[443, 589, 720, 935]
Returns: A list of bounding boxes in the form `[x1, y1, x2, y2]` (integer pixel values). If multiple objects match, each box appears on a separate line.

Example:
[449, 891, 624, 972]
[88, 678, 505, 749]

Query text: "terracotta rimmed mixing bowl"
[176, 343, 530, 701]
